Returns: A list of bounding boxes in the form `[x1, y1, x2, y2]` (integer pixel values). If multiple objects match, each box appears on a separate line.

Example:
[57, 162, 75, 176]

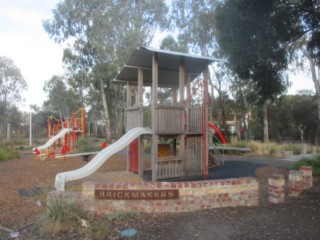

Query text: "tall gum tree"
[0, 56, 27, 135]
[43, 0, 168, 141]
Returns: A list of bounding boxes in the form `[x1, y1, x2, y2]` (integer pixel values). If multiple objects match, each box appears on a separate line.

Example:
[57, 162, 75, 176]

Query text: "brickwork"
[288, 170, 303, 197]
[300, 166, 313, 190]
[48, 166, 313, 214]
[51, 177, 259, 215]
[268, 174, 285, 204]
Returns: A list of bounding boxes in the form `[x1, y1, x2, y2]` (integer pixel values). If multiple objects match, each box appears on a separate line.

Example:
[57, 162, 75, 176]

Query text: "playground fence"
[0, 124, 47, 145]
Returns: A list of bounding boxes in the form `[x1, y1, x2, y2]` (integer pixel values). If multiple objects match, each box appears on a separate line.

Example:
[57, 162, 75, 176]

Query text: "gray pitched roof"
[114, 46, 222, 87]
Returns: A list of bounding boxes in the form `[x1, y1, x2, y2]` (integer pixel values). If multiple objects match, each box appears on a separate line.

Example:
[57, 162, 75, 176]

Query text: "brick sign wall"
[51, 177, 259, 215]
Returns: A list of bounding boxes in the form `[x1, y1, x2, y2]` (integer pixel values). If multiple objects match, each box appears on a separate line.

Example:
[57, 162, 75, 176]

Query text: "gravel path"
[0, 152, 319, 239]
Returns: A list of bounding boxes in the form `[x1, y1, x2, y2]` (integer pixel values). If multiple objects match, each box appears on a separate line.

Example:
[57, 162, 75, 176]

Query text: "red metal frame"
[129, 138, 139, 173]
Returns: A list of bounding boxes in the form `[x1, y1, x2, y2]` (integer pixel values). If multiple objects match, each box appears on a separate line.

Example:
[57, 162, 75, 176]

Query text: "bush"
[248, 141, 282, 157]
[283, 144, 302, 155]
[75, 137, 104, 153]
[41, 196, 84, 235]
[292, 154, 320, 177]
[0, 148, 20, 161]
[144, 144, 151, 153]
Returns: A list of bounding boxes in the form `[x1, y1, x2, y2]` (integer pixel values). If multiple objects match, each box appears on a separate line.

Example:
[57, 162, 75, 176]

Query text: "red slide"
[208, 122, 227, 144]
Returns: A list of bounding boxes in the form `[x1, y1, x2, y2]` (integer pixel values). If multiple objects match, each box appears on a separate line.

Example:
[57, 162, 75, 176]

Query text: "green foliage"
[0, 56, 27, 105]
[283, 144, 303, 155]
[75, 137, 104, 153]
[292, 155, 320, 177]
[214, 0, 295, 104]
[229, 141, 249, 149]
[43, 75, 82, 117]
[0, 147, 19, 161]
[43, 0, 169, 140]
[144, 143, 151, 153]
[268, 94, 317, 142]
[41, 196, 84, 235]
[248, 141, 283, 158]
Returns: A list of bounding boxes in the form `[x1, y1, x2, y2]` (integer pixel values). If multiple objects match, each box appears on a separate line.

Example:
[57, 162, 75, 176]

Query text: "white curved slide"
[33, 128, 72, 151]
[55, 127, 152, 191]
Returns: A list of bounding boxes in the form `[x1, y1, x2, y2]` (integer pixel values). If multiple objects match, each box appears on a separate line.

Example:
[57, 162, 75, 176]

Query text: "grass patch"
[41, 196, 84, 235]
[107, 211, 140, 221]
[87, 219, 109, 240]
[292, 154, 320, 176]
[0, 147, 20, 161]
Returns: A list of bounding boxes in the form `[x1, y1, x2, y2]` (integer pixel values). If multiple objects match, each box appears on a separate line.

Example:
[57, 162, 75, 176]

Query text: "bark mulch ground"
[0, 152, 319, 239]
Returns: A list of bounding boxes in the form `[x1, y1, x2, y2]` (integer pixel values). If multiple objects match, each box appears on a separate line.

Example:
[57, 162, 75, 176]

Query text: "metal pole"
[6, 123, 10, 141]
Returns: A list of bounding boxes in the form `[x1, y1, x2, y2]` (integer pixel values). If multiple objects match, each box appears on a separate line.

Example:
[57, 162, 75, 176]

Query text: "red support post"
[72, 112, 75, 151]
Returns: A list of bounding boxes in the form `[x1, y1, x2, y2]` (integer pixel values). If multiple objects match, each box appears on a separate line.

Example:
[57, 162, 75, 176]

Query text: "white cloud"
[288, 72, 315, 95]
[0, 0, 63, 112]
[1, 5, 43, 28]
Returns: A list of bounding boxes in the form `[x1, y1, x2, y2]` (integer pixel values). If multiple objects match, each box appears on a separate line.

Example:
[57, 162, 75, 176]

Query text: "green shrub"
[247, 141, 282, 157]
[75, 137, 104, 153]
[0, 148, 20, 161]
[283, 144, 302, 155]
[41, 196, 84, 235]
[144, 144, 151, 153]
[292, 154, 320, 176]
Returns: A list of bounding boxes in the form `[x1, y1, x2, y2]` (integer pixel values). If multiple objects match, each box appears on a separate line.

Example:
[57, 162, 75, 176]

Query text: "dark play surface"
[143, 155, 295, 182]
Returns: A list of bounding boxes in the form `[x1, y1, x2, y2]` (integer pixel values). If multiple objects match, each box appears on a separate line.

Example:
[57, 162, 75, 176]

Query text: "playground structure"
[54, 47, 228, 191]
[117, 47, 222, 181]
[33, 108, 86, 159]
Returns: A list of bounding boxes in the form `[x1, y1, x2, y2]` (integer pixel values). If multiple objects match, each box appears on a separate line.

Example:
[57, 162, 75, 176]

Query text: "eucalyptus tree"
[171, 0, 234, 133]
[43, 0, 169, 141]
[171, 0, 253, 139]
[0, 56, 27, 107]
[0, 56, 27, 136]
[42, 75, 82, 119]
[214, 0, 320, 142]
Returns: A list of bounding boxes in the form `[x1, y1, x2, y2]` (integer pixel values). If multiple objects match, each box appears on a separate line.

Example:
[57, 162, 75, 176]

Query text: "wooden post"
[172, 87, 177, 105]
[203, 68, 209, 179]
[127, 82, 132, 108]
[138, 68, 144, 110]
[179, 57, 185, 103]
[152, 53, 159, 181]
[138, 68, 144, 177]
[126, 82, 131, 172]
[186, 75, 191, 132]
[179, 57, 186, 177]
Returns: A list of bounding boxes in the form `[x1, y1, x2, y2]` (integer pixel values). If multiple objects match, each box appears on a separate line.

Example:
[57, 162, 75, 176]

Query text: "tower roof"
[114, 46, 222, 87]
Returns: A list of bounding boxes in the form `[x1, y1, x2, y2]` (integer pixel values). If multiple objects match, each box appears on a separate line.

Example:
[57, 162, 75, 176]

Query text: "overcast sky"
[0, 0, 315, 112]
[0, 0, 63, 112]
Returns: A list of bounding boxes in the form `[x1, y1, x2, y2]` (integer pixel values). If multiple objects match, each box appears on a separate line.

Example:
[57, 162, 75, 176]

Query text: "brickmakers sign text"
[95, 189, 179, 200]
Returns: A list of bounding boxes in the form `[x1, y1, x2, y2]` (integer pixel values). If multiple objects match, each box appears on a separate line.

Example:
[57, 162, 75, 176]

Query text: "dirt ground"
[0, 152, 319, 239]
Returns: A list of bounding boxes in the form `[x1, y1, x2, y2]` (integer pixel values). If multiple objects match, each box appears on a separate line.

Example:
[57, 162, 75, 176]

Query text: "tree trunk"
[309, 56, 320, 145]
[100, 79, 111, 142]
[263, 101, 269, 142]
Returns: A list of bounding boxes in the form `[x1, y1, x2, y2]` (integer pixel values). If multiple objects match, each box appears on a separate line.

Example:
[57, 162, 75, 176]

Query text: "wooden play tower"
[115, 47, 216, 181]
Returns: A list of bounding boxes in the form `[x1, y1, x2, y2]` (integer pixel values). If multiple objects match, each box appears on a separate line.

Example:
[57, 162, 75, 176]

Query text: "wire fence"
[0, 124, 47, 146]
